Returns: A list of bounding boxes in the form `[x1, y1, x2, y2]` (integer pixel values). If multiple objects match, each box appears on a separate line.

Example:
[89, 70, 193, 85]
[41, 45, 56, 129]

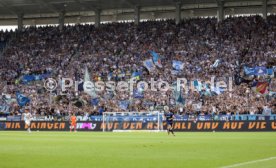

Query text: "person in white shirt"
[24, 110, 32, 133]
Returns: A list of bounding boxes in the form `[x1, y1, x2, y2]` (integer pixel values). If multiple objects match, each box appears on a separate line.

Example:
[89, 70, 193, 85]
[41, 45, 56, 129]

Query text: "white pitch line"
[221, 156, 276, 168]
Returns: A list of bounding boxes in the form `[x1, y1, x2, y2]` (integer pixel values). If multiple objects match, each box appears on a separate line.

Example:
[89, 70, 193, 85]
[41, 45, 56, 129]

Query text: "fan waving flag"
[254, 67, 267, 76]
[133, 89, 144, 98]
[193, 80, 202, 91]
[91, 98, 99, 106]
[172, 83, 184, 105]
[119, 100, 129, 110]
[244, 66, 255, 76]
[16, 92, 30, 107]
[252, 81, 269, 94]
[83, 66, 97, 98]
[211, 59, 221, 68]
[131, 71, 141, 80]
[267, 68, 274, 76]
[149, 51, 162, 68]
[21, 73, 51, 84]
[172, 60, 184, 71]
[143, 59, 156, 72]
[244, 66, 273, 76]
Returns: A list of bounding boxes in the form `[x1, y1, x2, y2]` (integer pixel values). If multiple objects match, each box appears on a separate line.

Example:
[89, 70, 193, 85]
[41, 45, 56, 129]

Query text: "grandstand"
[0, 1, 276, 168]
[0, 0, 275, 122]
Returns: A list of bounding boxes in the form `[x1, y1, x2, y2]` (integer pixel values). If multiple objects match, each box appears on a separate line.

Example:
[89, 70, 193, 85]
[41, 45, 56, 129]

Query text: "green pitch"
[0, 132, 276, 168]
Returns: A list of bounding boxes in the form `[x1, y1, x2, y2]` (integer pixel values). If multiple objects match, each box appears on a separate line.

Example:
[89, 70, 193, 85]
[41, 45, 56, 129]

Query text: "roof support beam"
[95, 9, 101, 28]
[175, 2, 182, 25]
[17, 13, 24, 31]
[134, 6, 140, 25]
[217, 0, 225, 22]
[58, 11, 65, 31]
[262, 0, 267, 20]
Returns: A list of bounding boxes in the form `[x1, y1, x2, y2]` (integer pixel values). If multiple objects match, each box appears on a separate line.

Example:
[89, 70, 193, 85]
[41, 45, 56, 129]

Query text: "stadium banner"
[0, 121, 99, 131]
[90, 114, 276, 122]
[1, 121, 276, 132]
[21, 72, 51, 84]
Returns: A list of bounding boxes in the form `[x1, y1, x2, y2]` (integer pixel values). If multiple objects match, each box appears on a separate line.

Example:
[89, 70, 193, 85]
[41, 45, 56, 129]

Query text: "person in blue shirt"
[164, 106, 175, 136]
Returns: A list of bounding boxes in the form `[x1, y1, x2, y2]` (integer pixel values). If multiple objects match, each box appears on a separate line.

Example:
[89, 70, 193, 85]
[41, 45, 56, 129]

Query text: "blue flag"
[21, 73, 50, 84]
[254, 66, 267, 76]
[244, 66, 273, 76]
[119, 100, 129, 110]
[133, 89, 144, 98]
[211, 86, 224, 95]
[171, 70, 179, 75]
[195, 65, 202, 72]
[91, 98, 99, 106]
[172, 83, 184, 105]
[244, 66, 255, 76]
[172, 60, 184, 71]
[211, 59, 221, 68]
[143, 59, 155, 72]
[193, 80, 203, 91]
[22, 75, 35, 84]
[107, 72, 113, 80]
[149, 51, 162, 68]
[176, 93, 185, 105]
[267, 68, 274, 76]
[131, 71, 141, 80]
[16, 92, 30, 107]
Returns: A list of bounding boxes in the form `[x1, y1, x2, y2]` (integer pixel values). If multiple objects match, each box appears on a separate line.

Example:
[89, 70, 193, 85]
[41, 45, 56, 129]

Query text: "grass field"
[0, 132, 276, 168]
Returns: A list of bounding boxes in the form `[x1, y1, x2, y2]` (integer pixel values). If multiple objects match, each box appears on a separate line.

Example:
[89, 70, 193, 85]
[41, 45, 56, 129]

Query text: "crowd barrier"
[1, 121, 276, 132]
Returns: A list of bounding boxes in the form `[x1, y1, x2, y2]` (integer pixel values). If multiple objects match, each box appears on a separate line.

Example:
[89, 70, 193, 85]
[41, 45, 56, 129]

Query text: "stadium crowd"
[0, 15, 275, 119]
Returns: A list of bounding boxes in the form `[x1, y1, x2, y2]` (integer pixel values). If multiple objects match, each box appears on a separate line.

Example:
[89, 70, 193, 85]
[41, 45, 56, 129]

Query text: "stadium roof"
[0, 0, 274, 15]
[0, 0, 275, 25]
